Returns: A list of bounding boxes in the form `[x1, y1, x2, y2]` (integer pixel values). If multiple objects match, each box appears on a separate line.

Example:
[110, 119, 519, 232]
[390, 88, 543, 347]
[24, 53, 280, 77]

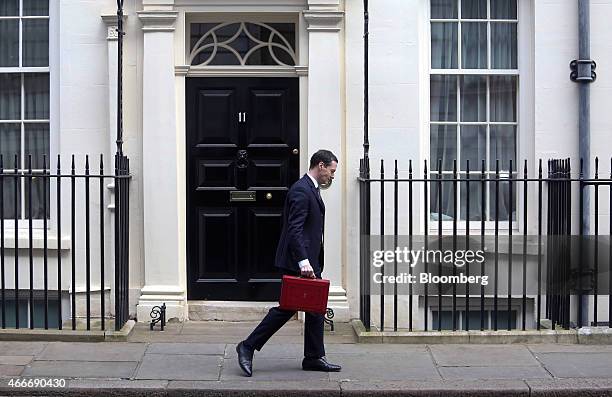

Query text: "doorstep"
[187, 301, 296, 321]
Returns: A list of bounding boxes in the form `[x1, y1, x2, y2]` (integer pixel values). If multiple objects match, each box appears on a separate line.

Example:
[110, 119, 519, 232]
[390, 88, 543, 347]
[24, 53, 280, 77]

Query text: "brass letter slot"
[230, 191, 256, 202]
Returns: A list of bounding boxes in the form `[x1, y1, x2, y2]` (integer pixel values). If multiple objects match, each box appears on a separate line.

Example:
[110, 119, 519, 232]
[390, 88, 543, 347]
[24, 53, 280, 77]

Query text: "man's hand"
[300, 264, 315, 278]
[298, 259, 316, 278]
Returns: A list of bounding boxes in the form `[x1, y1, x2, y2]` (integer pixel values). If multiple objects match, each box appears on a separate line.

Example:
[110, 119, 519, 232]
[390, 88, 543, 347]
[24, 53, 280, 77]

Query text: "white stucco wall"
[55, 0, 145, 317]
[343, 0, 612, 322]
[344, 0, 425, 320]
[533, 1, 578, 162]
[590, 0, 612, 231]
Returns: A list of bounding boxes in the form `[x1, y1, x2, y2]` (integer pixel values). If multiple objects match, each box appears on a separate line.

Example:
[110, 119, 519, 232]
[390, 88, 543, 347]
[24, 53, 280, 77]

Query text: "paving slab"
[220, 358, 329, 381]
[321, 335, 358, 344]
[129, 332, 351, 344]
[534, 352, 612, 378]
[135, 353, 223, 381]
[325, 343, 429, 355]
[429, 344, 539, 366]
[168, 380, 341, 396]
[37, 342, 147, 362]
[525, 378, 606, 397]
[225, 343, 303, 359]
[527, 344, 612, 353]
[181, 321, 303, 336]
[133, 323, 183, 335]
[340, 379, 530, 397]
[0, 381, 168, 397]
[0, 364, 25, 376]
[438, 365, 551, 380]
[146, 342, 226, 355]
[0, 356, 34, 365]
[22, 360, 138, 378]
[1, 321, 612, 396]
[68, 379, 169, 389]
[328, 353, 440, 381]
[129, 333, 246, 343]
[0, 341, 47, 356]
[258, 335, 307, 345]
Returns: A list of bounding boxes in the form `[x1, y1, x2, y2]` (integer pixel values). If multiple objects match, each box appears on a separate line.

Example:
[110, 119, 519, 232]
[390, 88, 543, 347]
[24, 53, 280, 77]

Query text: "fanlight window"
[189, 22, 297, 67]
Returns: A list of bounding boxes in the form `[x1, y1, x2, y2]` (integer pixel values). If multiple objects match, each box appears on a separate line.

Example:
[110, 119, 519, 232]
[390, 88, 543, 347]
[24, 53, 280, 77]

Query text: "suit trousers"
[243, 269, 325, 359]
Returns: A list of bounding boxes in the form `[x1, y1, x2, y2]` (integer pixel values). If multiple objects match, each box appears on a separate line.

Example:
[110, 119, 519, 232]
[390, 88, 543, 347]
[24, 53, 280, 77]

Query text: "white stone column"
[303, 6, 349, 321]
[136, 10, 185, 321]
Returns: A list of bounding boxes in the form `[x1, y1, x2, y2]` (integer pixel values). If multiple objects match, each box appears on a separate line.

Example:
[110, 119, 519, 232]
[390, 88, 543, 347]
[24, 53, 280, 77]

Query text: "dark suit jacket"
[274, 174, 325, 275]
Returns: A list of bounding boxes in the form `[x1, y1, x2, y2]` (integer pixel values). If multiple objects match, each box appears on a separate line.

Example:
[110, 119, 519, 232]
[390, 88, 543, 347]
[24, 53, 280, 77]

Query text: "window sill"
[422, 233, 542, 256]
[1, 230, 71, 250]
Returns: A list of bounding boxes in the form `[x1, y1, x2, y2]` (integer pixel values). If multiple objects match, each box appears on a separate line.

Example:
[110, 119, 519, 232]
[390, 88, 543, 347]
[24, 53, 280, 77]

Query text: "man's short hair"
[309, 150, 338, 169]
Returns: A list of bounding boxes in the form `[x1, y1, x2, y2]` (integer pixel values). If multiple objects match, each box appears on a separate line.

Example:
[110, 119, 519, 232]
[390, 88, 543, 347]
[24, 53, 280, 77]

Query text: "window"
[429, 0, 518, 223]
[0, 0, 50, 221]
[189, 22, 297, 67]
[432, 309, 518, 330]
[0, 291, 62, 329]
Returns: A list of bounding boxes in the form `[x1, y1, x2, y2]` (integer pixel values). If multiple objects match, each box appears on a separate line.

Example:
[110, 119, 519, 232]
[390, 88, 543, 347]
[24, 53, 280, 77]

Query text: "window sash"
[429, 0, 519, 227]
[430, 0, 518, 72]
[0, 0, 50, 224]
[431, 308, 519, 330]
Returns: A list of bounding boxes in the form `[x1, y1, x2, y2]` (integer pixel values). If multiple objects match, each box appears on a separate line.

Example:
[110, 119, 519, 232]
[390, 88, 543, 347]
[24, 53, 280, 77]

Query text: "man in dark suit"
[235, 150, 341, 377]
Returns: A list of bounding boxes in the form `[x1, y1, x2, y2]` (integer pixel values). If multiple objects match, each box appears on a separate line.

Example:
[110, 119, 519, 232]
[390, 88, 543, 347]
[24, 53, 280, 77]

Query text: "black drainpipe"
[363, 0, 369, 162]
[116, 0, 125, 156]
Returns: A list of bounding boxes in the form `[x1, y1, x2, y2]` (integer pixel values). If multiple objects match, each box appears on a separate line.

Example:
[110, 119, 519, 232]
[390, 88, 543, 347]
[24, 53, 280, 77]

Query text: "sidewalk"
[0, 321, 611, 396]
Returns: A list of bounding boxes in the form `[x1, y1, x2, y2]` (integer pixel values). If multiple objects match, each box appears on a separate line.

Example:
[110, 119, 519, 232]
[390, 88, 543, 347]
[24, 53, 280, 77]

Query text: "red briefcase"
[279, 275, 330, 314]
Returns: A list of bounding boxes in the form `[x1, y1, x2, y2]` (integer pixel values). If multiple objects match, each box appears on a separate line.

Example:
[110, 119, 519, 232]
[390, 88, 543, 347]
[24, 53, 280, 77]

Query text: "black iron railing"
[359, 157, 612, 332]
[0, 153, 130, 331]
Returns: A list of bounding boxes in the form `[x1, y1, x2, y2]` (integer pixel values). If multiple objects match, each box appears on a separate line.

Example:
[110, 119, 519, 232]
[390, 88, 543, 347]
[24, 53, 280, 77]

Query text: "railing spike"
[539, 159, 542, 177]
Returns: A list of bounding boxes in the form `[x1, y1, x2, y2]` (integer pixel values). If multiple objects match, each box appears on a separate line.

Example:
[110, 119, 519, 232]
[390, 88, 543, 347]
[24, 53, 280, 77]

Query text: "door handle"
[238, 112, 242, 123]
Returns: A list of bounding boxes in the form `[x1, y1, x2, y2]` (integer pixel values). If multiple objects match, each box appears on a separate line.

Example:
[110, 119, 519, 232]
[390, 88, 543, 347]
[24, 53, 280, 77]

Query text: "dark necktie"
[316, 187, 324, 246]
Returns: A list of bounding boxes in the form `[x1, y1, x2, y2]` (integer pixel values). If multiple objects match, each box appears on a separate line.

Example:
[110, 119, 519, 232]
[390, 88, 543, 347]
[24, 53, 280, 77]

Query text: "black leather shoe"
[302, 357, 341, 372]
[236, 341, 254, 377]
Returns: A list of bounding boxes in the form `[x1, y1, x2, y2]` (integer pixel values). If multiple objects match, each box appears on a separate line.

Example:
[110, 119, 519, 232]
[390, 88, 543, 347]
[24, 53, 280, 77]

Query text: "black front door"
[186, 77, 299, 301]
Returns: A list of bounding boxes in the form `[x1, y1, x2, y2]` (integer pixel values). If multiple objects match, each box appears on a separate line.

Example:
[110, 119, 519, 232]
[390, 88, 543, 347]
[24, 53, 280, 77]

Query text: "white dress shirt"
[306, 172, 318, 189]
[298, 173, 319, 271]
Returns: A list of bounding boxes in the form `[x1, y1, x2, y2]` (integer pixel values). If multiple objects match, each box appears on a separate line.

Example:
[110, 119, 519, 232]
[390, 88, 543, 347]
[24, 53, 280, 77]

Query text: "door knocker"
[236, 150, 249, 169]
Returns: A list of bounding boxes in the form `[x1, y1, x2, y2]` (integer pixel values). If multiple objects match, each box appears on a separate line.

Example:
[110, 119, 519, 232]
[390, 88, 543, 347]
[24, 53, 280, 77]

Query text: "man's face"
[317, 161, 337, 186]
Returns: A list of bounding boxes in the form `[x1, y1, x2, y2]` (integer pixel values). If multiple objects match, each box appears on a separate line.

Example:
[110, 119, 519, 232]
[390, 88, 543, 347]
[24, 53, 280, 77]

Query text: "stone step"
[187, 301, 298, 321]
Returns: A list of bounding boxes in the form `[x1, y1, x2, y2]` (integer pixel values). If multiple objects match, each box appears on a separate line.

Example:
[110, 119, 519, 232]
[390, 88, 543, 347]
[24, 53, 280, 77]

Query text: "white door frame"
[173, 6, 310, 315]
